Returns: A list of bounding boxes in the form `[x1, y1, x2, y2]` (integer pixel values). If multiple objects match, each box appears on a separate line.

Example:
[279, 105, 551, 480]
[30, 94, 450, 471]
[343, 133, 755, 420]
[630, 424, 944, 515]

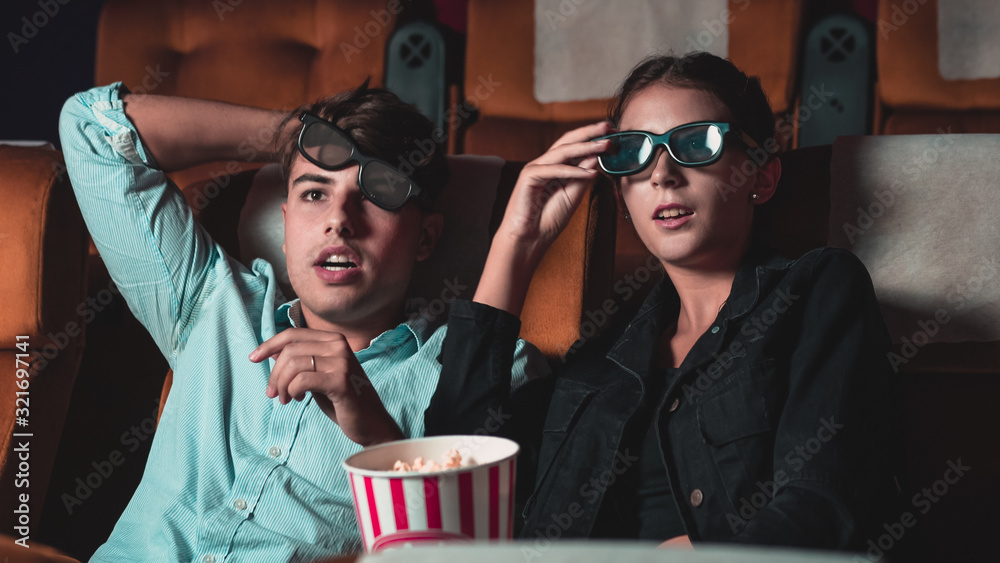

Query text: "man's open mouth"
[318, 255, 358, 271]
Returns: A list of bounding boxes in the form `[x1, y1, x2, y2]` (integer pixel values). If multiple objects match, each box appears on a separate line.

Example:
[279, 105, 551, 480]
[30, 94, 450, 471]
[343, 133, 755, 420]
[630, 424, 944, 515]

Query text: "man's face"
[282, 154, 441, 330]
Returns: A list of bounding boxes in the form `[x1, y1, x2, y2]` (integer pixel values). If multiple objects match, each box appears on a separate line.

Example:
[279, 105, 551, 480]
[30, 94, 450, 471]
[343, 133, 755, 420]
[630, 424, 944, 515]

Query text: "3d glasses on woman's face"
[596, 121, 760, 175]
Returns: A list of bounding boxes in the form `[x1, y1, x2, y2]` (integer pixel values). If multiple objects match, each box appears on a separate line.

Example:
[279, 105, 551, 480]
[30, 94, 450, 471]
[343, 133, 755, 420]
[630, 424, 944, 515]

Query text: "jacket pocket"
[695, 361, 779, 512]
[697, 359, 778, 445]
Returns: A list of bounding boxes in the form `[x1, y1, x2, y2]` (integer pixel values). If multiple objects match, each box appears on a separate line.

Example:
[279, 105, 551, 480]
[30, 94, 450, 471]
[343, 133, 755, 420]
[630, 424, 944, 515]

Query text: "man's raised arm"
[59, 83, 291, 366]
[118, 90, 286, 172]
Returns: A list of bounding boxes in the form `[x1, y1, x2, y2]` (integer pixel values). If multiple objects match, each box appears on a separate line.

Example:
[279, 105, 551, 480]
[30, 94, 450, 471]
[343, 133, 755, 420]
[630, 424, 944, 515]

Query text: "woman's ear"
[415, 212, 444, 261]
[751, 156, 781, 204]
[613, 180, 630, 220]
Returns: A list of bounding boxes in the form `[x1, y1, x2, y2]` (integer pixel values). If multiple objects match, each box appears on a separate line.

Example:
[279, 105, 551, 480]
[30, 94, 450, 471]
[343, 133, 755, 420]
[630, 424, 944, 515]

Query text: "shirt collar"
[274, 299, 434, 352]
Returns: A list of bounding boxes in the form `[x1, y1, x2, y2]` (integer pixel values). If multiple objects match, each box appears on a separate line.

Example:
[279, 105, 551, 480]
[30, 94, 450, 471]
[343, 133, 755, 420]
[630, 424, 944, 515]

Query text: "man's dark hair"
[276, 80, 449, 212]
[608, 52, 776, 152]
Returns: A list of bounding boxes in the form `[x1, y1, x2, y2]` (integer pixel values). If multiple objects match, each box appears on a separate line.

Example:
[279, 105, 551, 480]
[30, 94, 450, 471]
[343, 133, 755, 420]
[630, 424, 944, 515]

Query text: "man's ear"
[415, 212, 444, 262]
[751, 156, 781, 204]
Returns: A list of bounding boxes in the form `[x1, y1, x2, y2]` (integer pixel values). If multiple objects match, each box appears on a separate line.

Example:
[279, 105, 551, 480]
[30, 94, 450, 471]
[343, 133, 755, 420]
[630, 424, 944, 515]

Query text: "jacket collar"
[606, 243, 793, 380]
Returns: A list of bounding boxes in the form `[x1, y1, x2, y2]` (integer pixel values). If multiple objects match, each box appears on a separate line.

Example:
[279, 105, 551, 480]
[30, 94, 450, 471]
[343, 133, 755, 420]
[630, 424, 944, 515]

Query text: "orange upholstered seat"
[876, 0, 1000, 134]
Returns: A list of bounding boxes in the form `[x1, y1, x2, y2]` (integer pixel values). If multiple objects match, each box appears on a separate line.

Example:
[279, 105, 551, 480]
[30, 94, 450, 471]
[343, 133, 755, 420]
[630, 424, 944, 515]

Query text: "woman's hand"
[495, 121, 612, 253]
[473, 122, 612, 316]
[250, 328, 404, 447]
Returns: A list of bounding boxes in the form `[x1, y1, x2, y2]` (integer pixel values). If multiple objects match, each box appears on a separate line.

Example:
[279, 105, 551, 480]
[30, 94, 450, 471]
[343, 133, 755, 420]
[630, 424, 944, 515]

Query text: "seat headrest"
[828, 134, 1000, 345]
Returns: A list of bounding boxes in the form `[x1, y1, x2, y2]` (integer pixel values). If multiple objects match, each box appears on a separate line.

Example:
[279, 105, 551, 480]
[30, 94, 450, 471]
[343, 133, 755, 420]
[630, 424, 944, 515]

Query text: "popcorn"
[392, 449, 477, 472]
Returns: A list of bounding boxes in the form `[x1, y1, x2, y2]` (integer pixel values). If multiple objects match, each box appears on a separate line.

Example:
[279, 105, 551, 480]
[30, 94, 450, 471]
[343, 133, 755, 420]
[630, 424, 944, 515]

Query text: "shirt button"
[690, 489, 704, 507]
[203, 556, 215, 563]
[234, 499, 247, 511]
[268, 446, 281, 458]
[668, 398, 680, 412]
[710, 326, 720, 334]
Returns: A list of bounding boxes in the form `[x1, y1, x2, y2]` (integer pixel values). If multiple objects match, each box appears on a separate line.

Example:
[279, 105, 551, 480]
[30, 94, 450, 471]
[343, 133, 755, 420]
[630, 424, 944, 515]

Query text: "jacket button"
[668, 398, 680, 412]
[690, 489, 704, 507]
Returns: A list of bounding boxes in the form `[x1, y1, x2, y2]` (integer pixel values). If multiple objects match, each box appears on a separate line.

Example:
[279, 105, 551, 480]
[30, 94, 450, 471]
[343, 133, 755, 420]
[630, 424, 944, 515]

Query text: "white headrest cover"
[828, 134, 1000, 344]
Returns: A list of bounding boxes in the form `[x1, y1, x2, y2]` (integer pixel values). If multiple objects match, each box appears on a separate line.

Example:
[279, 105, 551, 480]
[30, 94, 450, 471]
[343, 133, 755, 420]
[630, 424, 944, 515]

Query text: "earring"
[623, 212, 631, 221]
[751, 193, 759, 201]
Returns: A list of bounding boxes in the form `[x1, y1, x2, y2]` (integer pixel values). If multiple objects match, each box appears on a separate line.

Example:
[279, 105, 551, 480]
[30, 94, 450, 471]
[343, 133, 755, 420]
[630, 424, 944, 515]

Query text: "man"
[59, 82, 544, 560]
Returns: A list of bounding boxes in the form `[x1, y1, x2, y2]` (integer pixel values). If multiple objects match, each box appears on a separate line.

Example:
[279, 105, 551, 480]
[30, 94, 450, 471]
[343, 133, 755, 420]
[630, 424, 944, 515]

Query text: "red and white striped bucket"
[342, 435, 519, 551]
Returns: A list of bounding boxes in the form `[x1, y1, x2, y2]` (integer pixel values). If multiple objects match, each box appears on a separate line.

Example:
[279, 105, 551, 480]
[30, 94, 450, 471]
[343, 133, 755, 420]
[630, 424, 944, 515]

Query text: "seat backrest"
[96, 0, 395, 108]
[0, 146, 88, 532]
[823, 133, 1000, 562]
[157, 154, 616, 418]
[461, 0, 805, 300]
[230, 155, 614, 358]
[876, 0, 1000, 134]
[461, 0, 804, 160]
[94, 0, 409, 214]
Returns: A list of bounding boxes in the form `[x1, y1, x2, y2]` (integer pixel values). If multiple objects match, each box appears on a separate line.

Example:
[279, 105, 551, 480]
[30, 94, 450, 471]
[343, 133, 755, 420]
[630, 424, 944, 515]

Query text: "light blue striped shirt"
[60, 83, 544, 562]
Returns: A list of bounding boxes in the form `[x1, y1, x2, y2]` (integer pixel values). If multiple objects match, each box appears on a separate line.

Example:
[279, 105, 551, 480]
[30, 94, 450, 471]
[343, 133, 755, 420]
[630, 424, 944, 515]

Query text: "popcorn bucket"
[342, 435, 519, 551]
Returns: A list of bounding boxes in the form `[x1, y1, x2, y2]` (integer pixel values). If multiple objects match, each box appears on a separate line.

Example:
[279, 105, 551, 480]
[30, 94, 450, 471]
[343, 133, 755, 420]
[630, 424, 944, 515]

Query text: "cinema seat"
[459, 0, 803, 160]
[875, 0, 1000, 134]
[459, 0, 805, 304]
[33, 0, 414, 557]
[95, 0, 401, 210]
[28, 2, 616, 556]
[0, 146, 88, 537]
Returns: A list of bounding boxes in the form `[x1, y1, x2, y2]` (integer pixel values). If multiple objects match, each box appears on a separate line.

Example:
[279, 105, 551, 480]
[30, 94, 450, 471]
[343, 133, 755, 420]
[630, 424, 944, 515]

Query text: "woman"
[426, 52, 896, 550]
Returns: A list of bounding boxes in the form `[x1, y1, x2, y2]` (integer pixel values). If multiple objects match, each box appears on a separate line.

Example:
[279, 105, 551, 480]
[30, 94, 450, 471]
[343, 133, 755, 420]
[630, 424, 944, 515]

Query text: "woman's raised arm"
[473, 121, 612, 316]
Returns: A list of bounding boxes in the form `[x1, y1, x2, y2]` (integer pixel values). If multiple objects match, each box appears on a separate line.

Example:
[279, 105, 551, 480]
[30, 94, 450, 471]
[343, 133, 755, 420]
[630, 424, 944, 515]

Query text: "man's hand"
[250, 328, 404, 447]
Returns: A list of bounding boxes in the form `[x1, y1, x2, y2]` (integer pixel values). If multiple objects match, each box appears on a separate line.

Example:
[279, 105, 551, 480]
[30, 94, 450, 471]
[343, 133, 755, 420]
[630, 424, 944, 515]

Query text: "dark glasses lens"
[297, 113, 422, 211]
[669, 124, 724, 164]
[300, 120, 354, 168]
[597, 123, 730, 175]
[600, 133, 654, 175]
[361, 161, 413, 209]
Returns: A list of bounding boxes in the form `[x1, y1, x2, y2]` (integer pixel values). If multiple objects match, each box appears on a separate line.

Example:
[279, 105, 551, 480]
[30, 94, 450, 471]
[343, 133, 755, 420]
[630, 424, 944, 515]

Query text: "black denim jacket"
[426, 245, 897, 549]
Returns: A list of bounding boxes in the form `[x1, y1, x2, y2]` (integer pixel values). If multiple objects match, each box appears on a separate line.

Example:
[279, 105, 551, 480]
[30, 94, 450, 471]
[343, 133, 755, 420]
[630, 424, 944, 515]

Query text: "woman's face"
[616, 83, 777, 272]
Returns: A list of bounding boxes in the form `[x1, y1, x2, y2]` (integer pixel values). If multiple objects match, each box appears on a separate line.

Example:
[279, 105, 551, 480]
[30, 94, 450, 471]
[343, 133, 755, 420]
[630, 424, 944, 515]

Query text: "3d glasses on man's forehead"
[297, 112, 423, 211]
